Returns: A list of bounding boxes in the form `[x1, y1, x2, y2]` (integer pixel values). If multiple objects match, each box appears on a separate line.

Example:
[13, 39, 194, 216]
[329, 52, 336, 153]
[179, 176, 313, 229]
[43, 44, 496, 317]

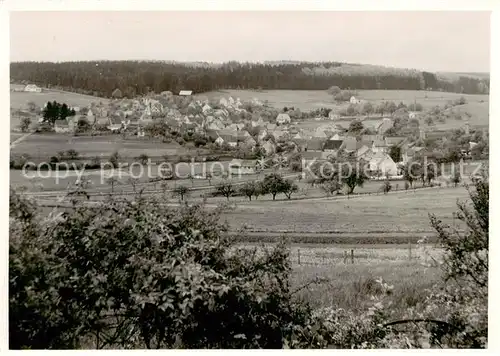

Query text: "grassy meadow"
[239, 242, 442, 313]
[201, 89, 489, 131]
[10, 85, 110, 128]
[200, 89, 488, 110]
[222, 186, 469, 235]
[293, 259, 441, 313]
[10, 133, 188, 158]
[10, 85, 109, 110]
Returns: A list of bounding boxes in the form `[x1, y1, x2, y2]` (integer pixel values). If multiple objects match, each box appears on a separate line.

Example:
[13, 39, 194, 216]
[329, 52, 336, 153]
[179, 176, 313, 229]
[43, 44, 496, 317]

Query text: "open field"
[10, 85, 109, 110]
[10, 133, 190, 158]
[10, 85, 110, 128]
[238, 242, 442, 312]
[10, 132, 25, 143]
[222, 186, 469, 236]
[200, 89, 488, 111]
[356, 89, 488, 108]
[202, 89, 489, 132]
[293, 260, 441, 312]
[431, 101, 490, 130]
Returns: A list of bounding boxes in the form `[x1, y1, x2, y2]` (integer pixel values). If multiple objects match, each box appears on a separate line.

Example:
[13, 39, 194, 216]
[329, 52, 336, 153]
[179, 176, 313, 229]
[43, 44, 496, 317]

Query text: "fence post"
[298, 249, 301, 265]
[343, 251, 347, 264]
[351, 249, 354, 264]
[408, 240, 412, 261]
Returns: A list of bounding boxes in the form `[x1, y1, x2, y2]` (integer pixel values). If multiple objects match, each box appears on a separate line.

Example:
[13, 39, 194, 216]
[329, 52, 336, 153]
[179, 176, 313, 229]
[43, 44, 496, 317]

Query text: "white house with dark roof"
[24, 84, 42, 93]
[54, 119, 71, 133]
[368, 152, 398, 177]
[229, 159, 257, 175]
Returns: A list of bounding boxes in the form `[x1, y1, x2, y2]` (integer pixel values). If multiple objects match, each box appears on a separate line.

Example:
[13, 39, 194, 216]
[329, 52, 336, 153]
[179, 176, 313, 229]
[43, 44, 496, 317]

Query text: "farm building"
[242, 136, 257, 149]
[214, 136, 225, 146]
[328, 111, 340, 120]
[107, 117, 123, 132]
[229, 159, 257, 175]
[276, 113, 291, 125]
[54, 119, 71, 133]
[372, 138, 389, 154]
[179, 90, 193, 96]
[368, 153, 398, 177]
[24, 84, 42, 93]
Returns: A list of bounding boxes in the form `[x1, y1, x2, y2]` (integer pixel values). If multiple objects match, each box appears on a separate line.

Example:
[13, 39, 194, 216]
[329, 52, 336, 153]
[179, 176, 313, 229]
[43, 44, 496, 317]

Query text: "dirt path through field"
[10, 131, 34, 148]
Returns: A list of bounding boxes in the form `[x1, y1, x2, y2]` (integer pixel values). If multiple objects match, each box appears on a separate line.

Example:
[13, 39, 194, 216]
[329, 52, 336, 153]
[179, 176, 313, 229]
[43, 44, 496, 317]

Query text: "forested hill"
[10, 60, 490, 98]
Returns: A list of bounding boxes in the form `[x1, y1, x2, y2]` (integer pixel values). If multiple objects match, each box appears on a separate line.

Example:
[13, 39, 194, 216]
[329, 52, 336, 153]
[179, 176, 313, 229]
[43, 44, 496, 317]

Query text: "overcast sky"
[10, 11, 491, 72]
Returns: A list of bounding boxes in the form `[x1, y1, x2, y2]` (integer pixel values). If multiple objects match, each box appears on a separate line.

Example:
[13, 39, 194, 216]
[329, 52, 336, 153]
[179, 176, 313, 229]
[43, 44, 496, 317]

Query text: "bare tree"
[206, 172, 213, 185]
[106, 176, 119, 193]
[128, 177, 140, 193]
[215, 181, 235, 201]
[172, 185, 190, 202]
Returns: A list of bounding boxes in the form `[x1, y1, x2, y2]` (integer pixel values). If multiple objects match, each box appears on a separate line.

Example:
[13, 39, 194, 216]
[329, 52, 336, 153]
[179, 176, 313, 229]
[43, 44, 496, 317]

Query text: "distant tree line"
[10, 61, 489, 98]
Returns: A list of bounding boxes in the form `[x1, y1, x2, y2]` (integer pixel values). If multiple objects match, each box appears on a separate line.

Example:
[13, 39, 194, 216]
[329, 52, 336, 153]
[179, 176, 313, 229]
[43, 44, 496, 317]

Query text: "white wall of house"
[371, 157, 398, 176]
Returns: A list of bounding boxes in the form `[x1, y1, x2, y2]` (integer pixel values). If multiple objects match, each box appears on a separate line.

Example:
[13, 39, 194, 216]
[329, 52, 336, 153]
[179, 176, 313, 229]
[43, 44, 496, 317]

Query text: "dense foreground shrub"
[9, 174, 488, 349]
[9, 192, 309, 349]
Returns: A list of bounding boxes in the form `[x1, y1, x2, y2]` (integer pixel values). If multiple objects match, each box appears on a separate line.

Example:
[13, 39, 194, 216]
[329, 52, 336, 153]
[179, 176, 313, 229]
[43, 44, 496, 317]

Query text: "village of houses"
[12, 83, 477, 185]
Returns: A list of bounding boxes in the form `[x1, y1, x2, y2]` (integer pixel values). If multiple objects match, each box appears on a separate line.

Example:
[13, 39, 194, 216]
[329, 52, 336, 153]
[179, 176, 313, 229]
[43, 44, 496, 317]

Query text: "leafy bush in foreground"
[9, 173, 489, 349]
[9, 192, 307, 349]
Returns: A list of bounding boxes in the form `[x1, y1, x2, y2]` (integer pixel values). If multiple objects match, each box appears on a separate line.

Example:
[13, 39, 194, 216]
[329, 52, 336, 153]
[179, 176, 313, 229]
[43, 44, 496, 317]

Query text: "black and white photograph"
[3, 1, 496, 350]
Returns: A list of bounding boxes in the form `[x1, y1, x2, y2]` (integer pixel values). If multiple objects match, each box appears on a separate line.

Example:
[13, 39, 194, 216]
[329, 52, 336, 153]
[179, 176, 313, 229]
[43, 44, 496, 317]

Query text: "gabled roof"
[205, 129, 219, 141]
[307, 138, 326, 151]
[357, 145, 372, 158]
[323, 139, 343, 151]
[302, 151, 325, 161]
[276, 113, 291, 122]
[109, 116, 122, 125]
[267, 123, 277, 131]
[369, 153, 396, 168]
[313, 130, 327, 138]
